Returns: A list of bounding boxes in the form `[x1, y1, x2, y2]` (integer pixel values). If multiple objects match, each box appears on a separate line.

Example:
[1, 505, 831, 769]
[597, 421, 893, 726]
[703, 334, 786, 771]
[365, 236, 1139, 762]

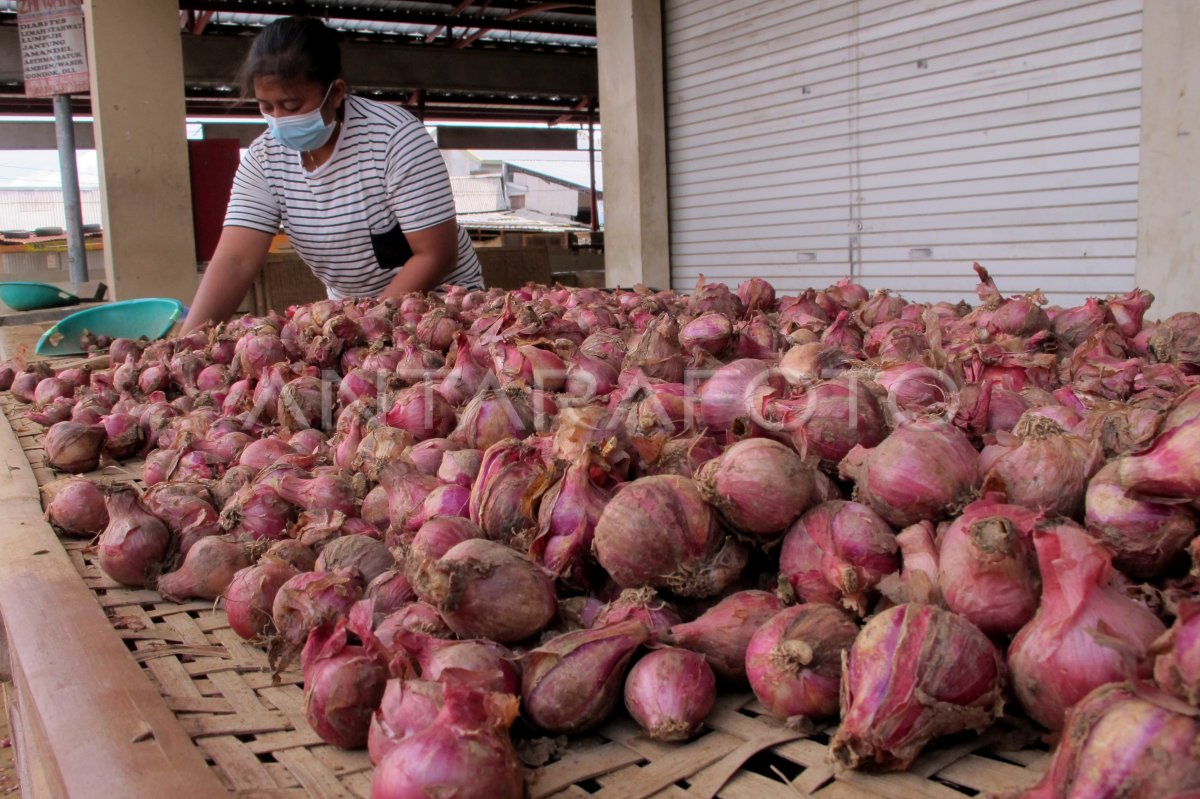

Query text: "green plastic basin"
[36, 298, 185, 357]
[0, 281, 80, 312]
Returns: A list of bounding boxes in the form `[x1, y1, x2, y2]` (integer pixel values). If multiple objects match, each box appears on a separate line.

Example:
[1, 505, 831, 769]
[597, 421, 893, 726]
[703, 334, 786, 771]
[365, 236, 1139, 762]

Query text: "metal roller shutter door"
[664, 0, 1142, 306]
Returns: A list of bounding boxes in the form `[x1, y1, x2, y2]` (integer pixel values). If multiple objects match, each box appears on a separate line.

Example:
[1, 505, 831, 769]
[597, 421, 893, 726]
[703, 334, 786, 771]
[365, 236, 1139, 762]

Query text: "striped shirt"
[224, 94, 484, 298]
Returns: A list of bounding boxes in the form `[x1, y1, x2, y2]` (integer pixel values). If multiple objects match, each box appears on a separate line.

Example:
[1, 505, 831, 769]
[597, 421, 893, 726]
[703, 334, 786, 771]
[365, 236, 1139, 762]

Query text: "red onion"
[679, 312, 733, 356]
[97, 487, 171, 587]
[521, 619, 649, 734]
[156, 536, 250, 602]
[839, 419, 980, 528]
[779, 500, 898, 615]
[355, 426, 417, 481]
[564, 352, 620, 400]
[371, 682, 524, 799]
[108, 337, 143, 366]
[224, 557, 299, 640]
[407, 437, 455, 475]
[664, 590, 785, 683]
[384, 384, 456, 441]
[301, 607, 390, 749]
[44, 421, 106, 473]
[414, 308, 461, 352]
[137, 362, 169, 395]
[1116, 408, 1200, 501]
[590, 587, 681, 643]
[874, 363, 952, 417]
[639, 433, 722, 478]
[234, 330, 287, 379]
[937, 497, 1041, 635]
[365, 570, 416, 616]
[529, 449, 611, 589]
[1053, 297, 1111, 347]
[1086, 460, 1197, 579]
[624, 314, 686, 383]
[373, 603, 454, 646]
[436, 448, 482, 488]
[44, 477, 109, 537]
[410, 538, 556, 643]
[315, 535, 395, 584]
[745, 604, 859, 726]
[467, 439, 544, 542]
[1009, 520, 1167, 730]
[696, 358, 784, 432]
[436, 333, 490, 406]
[403, 483, 470, 532]
[269, 469, 357, 516]
[407, 516, 485, 565]
[982, 415, 1101, 518]
[1014, 681, 1200, 799]
[142, 482, 221, 555]
[1107, 287, 1154, 338]
[737, 277, 776, 314]
[219, 481, 296, 542]
[821, 310, 864, 356]
[27, 396, 75, 426]
[455, 387, 539, 450]
[196, 363, 230, 394]
[624, 646, 716, 741]
[269, 568, 364, 671]
[375, 461, 438, 536]
[831, 603, 1004, 770]
[277, 374, 329, 432]
[734, 310, 783, 359]
[697, 438, 815, 537]
[368, 678, 444, 766]
[1154, 599, 1200, 707]
[593, 475, 747, 598]
[99, 412, 144, 461]
[33, 376, 73, 406]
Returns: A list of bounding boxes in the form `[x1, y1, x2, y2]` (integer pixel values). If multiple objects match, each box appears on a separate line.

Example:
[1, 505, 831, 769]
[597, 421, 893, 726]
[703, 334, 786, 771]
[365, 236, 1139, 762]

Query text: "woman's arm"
[180, 226, 275, 334]
[377, 219, 460, 299]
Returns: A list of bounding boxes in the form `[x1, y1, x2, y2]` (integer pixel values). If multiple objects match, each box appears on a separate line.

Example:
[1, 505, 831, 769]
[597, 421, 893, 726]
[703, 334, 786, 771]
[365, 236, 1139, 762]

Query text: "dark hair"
[237, 16, 342, 96]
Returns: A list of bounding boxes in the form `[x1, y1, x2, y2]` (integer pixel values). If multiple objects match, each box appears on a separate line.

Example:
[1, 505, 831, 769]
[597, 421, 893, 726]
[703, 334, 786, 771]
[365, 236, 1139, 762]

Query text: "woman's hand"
[377, 219, 459, 299]
[180, 226, 274, 334]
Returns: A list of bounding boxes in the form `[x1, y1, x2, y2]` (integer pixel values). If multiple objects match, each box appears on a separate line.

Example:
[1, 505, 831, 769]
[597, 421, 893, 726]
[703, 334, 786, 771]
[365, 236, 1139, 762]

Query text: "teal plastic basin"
[0, 281, 80, 312]
[36, 298, 185, 357]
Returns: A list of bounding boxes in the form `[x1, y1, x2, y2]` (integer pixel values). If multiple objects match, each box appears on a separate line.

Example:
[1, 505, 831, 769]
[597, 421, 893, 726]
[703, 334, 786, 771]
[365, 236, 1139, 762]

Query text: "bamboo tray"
[0, 372, 1052, 799]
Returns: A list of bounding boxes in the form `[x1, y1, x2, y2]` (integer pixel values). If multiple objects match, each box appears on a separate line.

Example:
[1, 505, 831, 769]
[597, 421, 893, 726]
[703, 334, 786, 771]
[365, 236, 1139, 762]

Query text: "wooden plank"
[272, 748, 357, 799]
[0, 407, 229, 798]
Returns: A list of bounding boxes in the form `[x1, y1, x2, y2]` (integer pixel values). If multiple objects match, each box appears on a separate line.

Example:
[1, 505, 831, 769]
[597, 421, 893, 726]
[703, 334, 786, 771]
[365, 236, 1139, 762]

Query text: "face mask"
[265, 82, 337, 152]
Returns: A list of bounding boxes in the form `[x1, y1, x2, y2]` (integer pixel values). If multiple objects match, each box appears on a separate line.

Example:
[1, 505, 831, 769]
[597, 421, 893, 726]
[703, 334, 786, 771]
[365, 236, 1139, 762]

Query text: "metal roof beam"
[176, 1, 596, 37]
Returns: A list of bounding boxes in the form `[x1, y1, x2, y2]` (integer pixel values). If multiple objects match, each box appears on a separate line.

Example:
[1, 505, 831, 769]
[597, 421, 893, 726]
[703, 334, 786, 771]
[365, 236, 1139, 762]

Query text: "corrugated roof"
[459, 209, 590, 233]
[472, 150, 603, 192]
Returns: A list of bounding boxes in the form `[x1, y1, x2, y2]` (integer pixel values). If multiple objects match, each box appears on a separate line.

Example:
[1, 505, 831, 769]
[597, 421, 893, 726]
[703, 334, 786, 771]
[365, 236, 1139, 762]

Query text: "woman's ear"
[332, 78, 348, 114]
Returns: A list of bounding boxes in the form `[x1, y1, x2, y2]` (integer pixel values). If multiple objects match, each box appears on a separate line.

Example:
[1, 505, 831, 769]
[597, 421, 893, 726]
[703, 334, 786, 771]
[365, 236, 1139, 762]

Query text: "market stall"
[1, 271, 1196, 798]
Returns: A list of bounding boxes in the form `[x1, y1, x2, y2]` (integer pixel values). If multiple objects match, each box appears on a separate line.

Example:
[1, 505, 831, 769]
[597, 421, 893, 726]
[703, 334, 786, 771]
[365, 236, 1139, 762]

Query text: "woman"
[181, 16, 483, 334]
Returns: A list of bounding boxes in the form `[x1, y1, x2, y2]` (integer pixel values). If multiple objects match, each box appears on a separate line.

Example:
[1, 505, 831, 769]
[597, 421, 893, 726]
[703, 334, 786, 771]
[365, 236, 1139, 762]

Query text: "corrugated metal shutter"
[664, 0, 1142, 306]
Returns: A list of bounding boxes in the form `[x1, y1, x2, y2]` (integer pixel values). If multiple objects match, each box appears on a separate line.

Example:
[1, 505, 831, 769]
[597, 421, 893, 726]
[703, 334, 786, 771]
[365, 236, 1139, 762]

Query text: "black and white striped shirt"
[224, 94, 484, 298]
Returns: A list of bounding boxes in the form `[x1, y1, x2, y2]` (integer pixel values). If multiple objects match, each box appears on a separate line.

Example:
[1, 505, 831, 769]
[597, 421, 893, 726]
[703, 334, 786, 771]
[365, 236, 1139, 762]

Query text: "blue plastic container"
[36, 298, 185, 357]
[0, 281, 80, 312]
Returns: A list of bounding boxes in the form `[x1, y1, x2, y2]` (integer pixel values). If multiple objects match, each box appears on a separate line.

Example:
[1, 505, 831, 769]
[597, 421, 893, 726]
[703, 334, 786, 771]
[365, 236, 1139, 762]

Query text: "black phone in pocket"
[370, 223, 413, 270]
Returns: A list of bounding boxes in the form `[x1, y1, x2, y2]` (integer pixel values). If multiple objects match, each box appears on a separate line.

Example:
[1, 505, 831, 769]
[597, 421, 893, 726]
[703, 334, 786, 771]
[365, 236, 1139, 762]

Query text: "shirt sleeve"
[223, 145, 282, 234]
[383, 120, 458, 233]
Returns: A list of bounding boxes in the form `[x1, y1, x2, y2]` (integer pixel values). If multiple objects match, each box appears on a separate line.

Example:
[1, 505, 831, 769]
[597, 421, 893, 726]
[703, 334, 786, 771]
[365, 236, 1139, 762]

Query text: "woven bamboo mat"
[2, 384, 1052, 799]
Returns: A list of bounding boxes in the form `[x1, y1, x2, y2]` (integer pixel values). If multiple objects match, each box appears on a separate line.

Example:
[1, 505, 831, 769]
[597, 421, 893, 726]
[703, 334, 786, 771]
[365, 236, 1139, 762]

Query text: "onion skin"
[44, 478, 109, 537]
[746, 604, 859, 726]
[777, 376, 888, 467]
[97, 487, 171, 587]
[830, 603, 1005, 771]
[839, 419, 980, 529]
[269, 568, 364, 671]
[1012, 682, 1200, 799]
[410, 538, 557, 644]
[1085, 460, 1197, 579]
[593, 475, 747, 599]
[224, 558, 299, 640]
[1153, 599, 1200, 707]
[371, 683, 524, 799]
[368, 679, 444, 766]
[697, 438, 815, 537]
[779, 500, 899, 615]
[624, 646, 716, 741]
[315, 536, 395, 585]
[1008, 521, 1167, 731]
[982, 416, 1101, 519]
[522, 619, 649, 734]
[1115, 397, 1200, 501]
[591, 587, 681, 643]
[663, 590, 784, 682]
[301, 609, 390, 749]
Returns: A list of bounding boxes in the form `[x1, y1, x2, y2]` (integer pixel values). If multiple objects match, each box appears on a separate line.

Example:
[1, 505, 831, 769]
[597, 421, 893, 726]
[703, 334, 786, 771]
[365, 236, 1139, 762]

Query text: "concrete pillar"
[83, 1, 198, 301]
[596, 0, 670, 290]
[1135, 0, 1199, 319]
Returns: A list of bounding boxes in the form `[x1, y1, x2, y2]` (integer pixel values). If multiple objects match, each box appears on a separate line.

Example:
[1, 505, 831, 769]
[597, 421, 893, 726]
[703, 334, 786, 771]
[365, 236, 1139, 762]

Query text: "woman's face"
[254, 75, 344, 121]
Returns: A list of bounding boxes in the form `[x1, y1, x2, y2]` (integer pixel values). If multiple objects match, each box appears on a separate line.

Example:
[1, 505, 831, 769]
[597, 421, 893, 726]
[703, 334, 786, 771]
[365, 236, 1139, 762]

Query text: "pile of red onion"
[12, 268, 1200, 795]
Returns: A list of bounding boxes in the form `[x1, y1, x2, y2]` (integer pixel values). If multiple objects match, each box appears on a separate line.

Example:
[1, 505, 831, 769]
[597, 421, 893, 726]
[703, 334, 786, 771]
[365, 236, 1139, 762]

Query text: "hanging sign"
[17, 0, 90, 98]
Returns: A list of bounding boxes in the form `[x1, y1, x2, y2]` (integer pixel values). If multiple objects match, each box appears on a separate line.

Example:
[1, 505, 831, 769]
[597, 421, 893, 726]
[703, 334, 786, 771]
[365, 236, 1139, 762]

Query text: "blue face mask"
[265, 82, 337, 152]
